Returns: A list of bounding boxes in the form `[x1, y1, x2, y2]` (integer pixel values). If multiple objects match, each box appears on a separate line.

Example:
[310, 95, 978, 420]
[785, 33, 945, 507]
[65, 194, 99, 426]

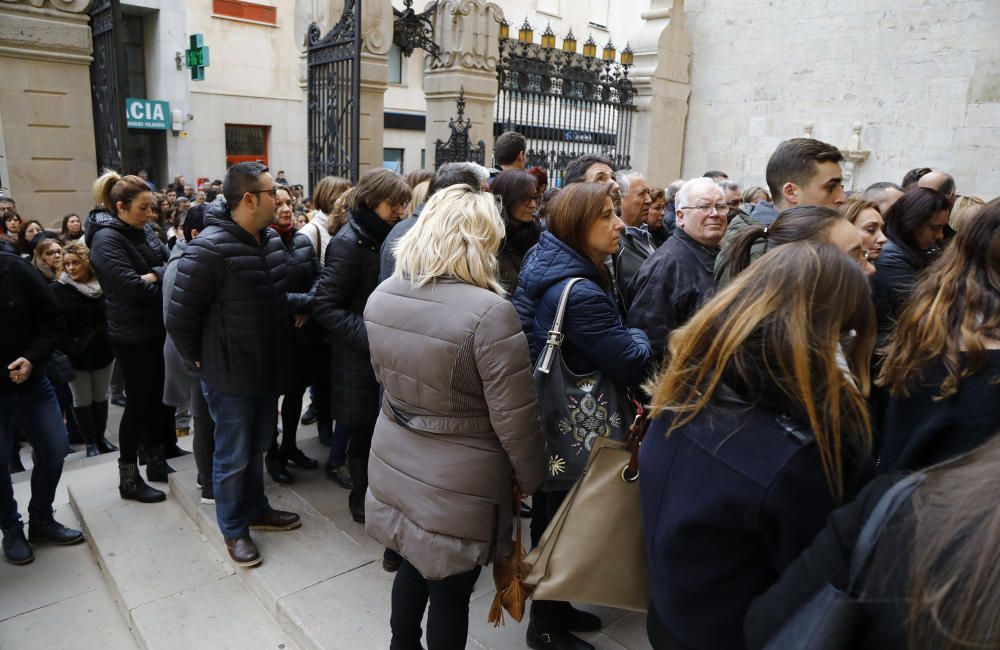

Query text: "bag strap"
[536, 277, 586, 374]
[622, 404, 650, 482]
[846, 472, 925, 594]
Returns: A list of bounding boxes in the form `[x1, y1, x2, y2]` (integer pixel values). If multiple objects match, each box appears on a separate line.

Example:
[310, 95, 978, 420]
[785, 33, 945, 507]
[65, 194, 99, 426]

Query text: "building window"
[123, 15, 146, 99]
[383, 148, 404, 173]
[588, 0, 609, 28]
[225, 124, 269, 168]
[388, 44, 404, 85]
[213, 0, 277, 25]
[420, 149, 425, 170]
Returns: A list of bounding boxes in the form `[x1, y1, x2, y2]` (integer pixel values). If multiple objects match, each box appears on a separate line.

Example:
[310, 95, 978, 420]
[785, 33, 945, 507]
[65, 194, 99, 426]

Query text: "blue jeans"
[201, 383, 277, 539]
[0, 377, 68, 531]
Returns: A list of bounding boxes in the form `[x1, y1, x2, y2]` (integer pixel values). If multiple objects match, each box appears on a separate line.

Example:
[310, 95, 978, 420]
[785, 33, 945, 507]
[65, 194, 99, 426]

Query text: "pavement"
[2, 405, 652, 650]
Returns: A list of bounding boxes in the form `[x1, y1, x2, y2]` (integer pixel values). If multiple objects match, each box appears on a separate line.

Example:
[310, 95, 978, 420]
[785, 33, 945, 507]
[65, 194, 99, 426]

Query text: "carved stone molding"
[0, 0, 92, 13]
[427, 0, 503, 72]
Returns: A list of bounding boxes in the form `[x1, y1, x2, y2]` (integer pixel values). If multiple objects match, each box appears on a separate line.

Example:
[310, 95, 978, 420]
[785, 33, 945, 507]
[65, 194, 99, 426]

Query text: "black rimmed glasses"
[249, 187, 278, 199]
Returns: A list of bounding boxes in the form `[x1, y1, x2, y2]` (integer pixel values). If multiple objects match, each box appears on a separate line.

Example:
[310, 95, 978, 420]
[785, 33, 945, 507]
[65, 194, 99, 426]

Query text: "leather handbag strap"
[622, 406, 650, 482]
[846, 472, 925, 594]
[537, 277, 586, 374]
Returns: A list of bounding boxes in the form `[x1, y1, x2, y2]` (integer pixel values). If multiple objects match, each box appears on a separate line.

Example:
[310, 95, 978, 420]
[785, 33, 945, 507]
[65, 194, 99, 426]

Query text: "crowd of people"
[1, 130, 998, 650]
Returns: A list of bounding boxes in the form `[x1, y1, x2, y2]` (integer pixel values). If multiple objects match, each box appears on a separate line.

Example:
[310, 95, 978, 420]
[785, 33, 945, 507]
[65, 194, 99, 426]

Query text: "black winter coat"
[872, 239, 925, 346]
[85, 210, 169, 344]
[51, 281, 114, 371]
[275, 229, 320, 316]
[626, 227, 718, 363]
[313, 210, 388, 431]
[165, 202, 292, 396]
[0, 251, 64, 393]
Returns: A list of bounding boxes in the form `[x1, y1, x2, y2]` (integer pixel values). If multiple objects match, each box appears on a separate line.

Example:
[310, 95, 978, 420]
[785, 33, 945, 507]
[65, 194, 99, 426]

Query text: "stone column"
[358, 0, 392, 173]
[628, 0, 691, 187]
[0, 0, 96, 225]
[423, 0, 504, 168]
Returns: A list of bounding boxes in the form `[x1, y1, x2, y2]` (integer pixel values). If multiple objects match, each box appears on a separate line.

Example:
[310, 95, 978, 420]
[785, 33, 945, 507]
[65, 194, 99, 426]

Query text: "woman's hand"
[141, 272, 158, 283]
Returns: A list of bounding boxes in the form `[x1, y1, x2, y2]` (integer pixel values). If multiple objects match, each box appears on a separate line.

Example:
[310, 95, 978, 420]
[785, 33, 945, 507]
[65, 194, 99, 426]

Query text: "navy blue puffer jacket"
[512, 231, 652, 388]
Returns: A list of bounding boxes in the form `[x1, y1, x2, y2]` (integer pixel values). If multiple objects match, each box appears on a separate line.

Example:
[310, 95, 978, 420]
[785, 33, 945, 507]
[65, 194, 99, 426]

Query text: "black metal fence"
[306, 0, 362, 186]
[434, 88, 485, 168]
[495, 20, 635, 186]
[89, 0, 128, 175]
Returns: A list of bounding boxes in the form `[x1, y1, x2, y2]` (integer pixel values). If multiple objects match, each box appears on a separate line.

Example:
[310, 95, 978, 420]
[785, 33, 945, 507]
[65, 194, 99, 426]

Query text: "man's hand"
[141, 272, 159, 283]
[294, 314, 310, 328]
[8, 357, 33, 384]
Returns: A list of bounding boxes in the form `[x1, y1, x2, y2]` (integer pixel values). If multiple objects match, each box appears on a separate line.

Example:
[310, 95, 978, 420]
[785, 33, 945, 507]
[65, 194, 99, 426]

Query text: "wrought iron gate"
[434, 88, 485, 168]
[495, 21, 635, 186]
[89, 0, 128, 174]
[306, 0, 362, 186]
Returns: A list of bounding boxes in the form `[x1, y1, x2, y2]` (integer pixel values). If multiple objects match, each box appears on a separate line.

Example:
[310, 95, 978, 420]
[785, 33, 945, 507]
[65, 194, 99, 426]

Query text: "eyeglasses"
[248, 188, 278, 199]
[679, 204, 729, 215]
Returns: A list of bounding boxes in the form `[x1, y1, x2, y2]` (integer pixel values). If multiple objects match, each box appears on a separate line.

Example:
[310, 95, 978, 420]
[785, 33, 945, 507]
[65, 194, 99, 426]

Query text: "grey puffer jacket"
[363, 277, 545, 579]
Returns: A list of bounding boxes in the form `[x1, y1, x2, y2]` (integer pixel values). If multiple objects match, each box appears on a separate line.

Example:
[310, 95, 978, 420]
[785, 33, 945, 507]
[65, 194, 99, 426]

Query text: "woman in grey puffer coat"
[364, 184, 545, 650]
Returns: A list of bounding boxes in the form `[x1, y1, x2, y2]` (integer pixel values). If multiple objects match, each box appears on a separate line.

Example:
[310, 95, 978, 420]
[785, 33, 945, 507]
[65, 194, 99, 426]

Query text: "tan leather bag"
[522, 412, 650, 612]
[488, 485, 530, 626]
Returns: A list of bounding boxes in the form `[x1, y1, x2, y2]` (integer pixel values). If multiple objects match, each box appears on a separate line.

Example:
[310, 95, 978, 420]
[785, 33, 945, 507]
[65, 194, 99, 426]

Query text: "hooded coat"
[85, 210, 169, 344]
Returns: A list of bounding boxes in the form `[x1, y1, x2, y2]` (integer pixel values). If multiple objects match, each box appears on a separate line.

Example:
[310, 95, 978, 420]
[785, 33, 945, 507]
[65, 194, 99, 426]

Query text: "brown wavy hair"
[878, 197, 1000, 399]
[545, 182, 615, 288]
[646, 242, 874, 499]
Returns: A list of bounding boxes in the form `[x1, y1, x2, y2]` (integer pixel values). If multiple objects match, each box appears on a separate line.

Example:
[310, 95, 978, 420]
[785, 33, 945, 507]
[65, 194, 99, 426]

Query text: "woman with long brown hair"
[877, 197, 1000, 471]
[513, 181, 652, 649]
[640, 242, 874, 650]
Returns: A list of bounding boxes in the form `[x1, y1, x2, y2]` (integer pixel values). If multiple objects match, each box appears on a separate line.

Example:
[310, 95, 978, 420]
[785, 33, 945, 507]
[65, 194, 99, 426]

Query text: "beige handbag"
[522, 412, 650, 612]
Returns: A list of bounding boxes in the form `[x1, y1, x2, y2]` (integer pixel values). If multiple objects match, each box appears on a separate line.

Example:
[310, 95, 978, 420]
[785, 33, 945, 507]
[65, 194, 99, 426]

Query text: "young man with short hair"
[491, 131, 527, 175]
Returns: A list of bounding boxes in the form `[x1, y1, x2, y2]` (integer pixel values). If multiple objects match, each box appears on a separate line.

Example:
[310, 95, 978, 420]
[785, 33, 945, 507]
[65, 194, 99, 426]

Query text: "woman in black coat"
[312, 168, 410, 523]
[86, 170, 175, 503]
[265, 186, 322, 483]
[490, 169, 540, 295]
[52, 242, 117, 457]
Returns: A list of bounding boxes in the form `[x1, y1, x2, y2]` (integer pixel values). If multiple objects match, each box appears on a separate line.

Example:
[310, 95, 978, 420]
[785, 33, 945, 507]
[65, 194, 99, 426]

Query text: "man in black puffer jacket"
[166, 162, 300, 568]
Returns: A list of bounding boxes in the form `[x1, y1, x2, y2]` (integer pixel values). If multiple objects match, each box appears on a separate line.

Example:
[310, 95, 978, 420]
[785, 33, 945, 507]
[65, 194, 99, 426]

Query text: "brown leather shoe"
[249, 509, 301, 531]
[225, 536, 261, 568]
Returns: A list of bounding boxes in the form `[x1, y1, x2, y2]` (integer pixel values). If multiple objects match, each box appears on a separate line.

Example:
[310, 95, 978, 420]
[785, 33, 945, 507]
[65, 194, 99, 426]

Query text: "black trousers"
[113, 338, 175, 464]
[389, 557, 481, 650]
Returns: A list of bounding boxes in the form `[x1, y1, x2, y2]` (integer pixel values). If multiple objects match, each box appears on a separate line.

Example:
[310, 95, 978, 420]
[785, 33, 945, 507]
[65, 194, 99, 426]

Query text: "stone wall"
[680, 0, 1000, 198]
[0, 0, 97, 227]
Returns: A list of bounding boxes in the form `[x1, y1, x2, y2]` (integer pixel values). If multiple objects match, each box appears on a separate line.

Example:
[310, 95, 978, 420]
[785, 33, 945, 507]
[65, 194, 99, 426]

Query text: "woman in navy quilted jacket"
[513, 181, 652, 650]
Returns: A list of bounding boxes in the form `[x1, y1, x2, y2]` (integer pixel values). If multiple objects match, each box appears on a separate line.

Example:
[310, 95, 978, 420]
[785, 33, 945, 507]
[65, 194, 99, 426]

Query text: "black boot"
[526, 602, 596, 650]
[91, 400, 118, 454]
[119, 460, 166, 503]
[347, 457, 368, 523]
[2, 524, 33, 565]
[73, 405, 100, 457]
[145, 446, 176, 483]
[265, 446, 293, 484]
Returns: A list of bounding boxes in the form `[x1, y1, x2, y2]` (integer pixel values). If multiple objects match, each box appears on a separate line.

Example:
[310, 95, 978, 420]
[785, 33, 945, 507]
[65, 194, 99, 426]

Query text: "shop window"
[225, 124, 269, 168]
[213, 0, 277, 24]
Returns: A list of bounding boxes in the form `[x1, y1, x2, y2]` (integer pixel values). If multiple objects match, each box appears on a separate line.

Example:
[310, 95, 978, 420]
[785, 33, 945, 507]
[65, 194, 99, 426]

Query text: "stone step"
[67, 456, 299, 650]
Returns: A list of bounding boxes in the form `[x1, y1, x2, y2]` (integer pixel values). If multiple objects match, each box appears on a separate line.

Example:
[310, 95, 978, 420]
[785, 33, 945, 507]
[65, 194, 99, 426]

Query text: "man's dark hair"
[183, 203, 208, 242]
[494, 131, 527, 166]
[901, 167, 932, 190]
[278, 170, 285, 174]
[562, 154, 616, 185]
[223, 161, 268, 208]
[765, 138, 844, 204]
[865, 181, 903, 193]
[703, 170, 728, 180]
[427, 163, 482, 197]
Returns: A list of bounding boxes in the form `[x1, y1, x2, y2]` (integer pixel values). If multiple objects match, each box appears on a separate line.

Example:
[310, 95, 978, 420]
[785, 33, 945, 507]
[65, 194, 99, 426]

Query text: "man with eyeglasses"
[167, 161, 301, 568]
[627, 178, 729, 364]
[614, 170, 656, 288]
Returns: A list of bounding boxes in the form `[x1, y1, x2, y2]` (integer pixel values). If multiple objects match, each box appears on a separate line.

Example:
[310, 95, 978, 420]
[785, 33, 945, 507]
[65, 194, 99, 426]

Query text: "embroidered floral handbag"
[533, 277, 636, 491]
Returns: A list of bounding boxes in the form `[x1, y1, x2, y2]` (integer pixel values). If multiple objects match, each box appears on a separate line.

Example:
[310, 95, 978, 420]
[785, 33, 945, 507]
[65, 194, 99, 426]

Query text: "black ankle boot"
[119, 460, 166, 503]
[265, 448, 293, 484]
[525, 618, 595, 650]
[347, 457, 367, 523]
[73, 405, 100, 458]
[145, 447, 176, 483]
[91, 401, 118, 454]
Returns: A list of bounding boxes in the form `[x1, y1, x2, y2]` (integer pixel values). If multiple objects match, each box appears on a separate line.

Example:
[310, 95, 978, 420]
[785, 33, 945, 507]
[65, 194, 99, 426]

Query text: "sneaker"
[324, 463, 354, 489]
[300, 404, 317, 425]
[200, 483, 215, 505]
[2, 526, 34, 565]
[110, 395, 126, 407]
[27, 518, 85, 546]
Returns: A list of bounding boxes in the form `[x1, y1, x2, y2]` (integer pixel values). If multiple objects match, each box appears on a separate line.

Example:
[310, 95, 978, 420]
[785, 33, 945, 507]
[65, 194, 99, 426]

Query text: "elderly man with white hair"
[626, 177, 728, 363]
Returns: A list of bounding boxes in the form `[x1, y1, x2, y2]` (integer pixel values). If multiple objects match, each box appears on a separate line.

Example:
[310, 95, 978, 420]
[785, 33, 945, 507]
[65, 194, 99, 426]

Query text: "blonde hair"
[393, 185, 505, 296]
[406, 180, 430, 217]
[92, 169, 150, 214]
[61, 242, 94, 280]
[949, 195, 986, 231]
[32, 238, 63, 281]
[327, 187, 355, 236]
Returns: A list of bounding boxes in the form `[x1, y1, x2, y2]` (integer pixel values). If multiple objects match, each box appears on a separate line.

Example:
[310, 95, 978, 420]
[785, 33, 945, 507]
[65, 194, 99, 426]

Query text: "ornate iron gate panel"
[89, 0, 128, 174]
[306, 0, 362, 186]
[434, 88, 485, 168]
[495, 21, 635, 186]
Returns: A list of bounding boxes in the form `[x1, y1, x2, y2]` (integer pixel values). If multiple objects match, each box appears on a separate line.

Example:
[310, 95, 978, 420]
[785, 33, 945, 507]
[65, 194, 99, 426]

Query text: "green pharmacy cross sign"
[185, 34, 210, 81]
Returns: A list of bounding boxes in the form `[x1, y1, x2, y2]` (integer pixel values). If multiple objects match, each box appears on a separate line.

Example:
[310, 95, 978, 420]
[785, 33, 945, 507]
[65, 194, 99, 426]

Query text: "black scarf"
[353, 204, 394, 245]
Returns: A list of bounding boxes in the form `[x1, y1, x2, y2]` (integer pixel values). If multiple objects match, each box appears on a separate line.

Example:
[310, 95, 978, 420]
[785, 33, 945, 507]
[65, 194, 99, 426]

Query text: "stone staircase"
[65, 435, 650, 650]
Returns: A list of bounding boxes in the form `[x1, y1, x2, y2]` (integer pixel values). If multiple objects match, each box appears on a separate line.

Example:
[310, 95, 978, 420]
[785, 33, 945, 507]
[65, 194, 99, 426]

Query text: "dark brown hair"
[883, 187, 952, 266]
[879, 197, 1000, 399]
[765, 138, 844, 204]
[647, 242, 874, 499]
[490, 169, 537, 222]
[349, 168, 411, 213]
[546, 182, 615, 286]
[494, 131, 526, 166]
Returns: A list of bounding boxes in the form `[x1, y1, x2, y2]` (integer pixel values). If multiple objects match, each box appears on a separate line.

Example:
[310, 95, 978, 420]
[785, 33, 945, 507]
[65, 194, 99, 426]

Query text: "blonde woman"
[31, 237, 63, 282]
[364, 184, 544, 649]
[949, 195, 986, 232]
